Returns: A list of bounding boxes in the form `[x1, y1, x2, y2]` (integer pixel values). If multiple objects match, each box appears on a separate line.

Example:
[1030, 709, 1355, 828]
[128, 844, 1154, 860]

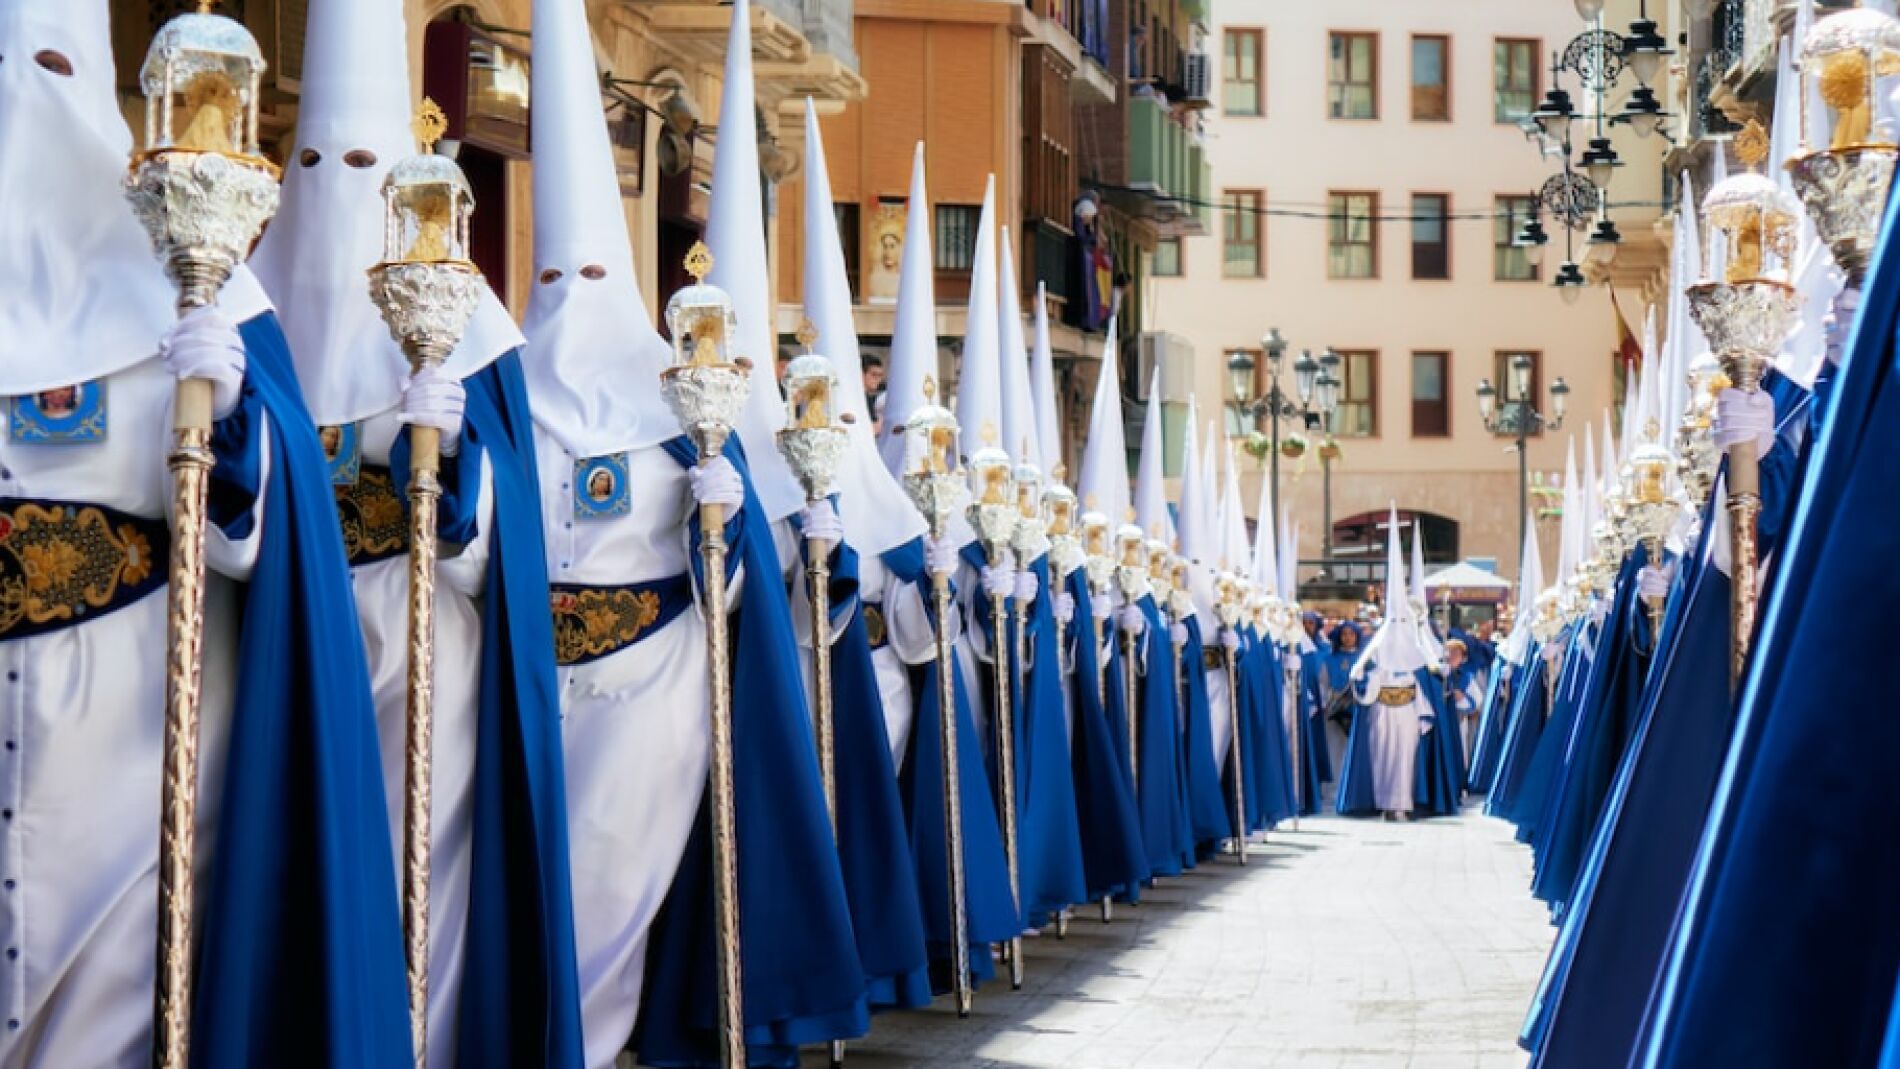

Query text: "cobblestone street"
[812, 809, 1552, 1069]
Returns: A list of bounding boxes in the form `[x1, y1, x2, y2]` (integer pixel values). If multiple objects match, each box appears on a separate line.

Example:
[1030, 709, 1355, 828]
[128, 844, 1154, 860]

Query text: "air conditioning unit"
[1182, 52, 1212, 108]
[1136, 331, 1196, 404]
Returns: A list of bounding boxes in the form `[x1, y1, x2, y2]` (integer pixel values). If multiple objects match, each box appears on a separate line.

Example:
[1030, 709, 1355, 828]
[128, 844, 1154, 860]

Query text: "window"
[1494, 351, 1545, 435]
[1412, 352, 1450, 437]
[1494, 38, 1539, 123]
[1154, 237, 1183, 277]
[1337, 350, 1378, 437]
[1223, 29, 1264, 116]
[1328, 32, 1378, 119]
[1495, 194, 1540, 281]
[1328, 191, 1378, 278]
[1223, 190, 1263, 278]
[834, 203, 861, 292]
[934, 205, 980, 273]
[1412, 193, 1449, 280]
[1411, 35, 1449, 121]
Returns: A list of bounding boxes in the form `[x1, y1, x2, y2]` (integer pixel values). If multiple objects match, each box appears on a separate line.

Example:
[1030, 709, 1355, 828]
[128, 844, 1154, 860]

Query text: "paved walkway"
[811, 808, 1553, 1069]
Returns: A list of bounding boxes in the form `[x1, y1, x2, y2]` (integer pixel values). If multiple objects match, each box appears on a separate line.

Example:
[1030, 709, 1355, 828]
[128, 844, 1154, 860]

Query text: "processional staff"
[900, 382, 975, 1017]
[660, 243, 752, 1068]
[1214, 575, 1247, 866]
[1079, 508, 1116, 922]
[123, 8, 281, 1066]
[967, 435, 1024, 989]
[1042, 476, 1084, 938]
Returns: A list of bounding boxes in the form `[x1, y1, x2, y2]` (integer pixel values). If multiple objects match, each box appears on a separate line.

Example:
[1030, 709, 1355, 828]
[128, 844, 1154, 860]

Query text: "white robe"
[1357, 665, 1429, 815]
[536, 434, 728, 1069]
[859, 551, 941, 770]
[346, 407, 490, 1069]
[0, 358, 265, 1069]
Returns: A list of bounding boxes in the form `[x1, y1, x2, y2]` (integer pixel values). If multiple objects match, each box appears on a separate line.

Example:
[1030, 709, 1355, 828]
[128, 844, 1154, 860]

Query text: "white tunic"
[345, 408, 490, 1069]
[1356, 665, 1429, 815]
[535, 434, 718, 1069]
[858, 552, 939, 769]
[0, 359, 265, 1069]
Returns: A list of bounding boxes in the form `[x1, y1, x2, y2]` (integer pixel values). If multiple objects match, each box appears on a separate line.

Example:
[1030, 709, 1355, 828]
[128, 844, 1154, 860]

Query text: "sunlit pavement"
[803, 807, 1550, 1069]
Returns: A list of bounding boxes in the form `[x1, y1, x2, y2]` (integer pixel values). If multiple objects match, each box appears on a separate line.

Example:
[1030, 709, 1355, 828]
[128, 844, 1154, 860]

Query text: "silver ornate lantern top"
[777, 321, 850, 504]
[665, 243, 744, 372]
[1042, 482, 1078, 538]
[1801, 8, 1900, 151]
[968, 443, 1014, 508]
[137, 9, 268, 159]
[378, 104, 476, 268]
[1703, 123, 1801, 283]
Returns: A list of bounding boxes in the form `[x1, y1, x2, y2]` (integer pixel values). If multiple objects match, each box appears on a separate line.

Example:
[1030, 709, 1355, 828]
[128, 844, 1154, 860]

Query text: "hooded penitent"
[1335, 507, 1434, 817]
[0, 2, 412, 1064]
[877, 144, 940, 481]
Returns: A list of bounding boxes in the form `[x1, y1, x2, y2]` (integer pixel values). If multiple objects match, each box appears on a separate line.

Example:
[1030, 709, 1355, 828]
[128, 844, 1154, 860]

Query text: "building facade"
[1149, 0, 1672, 591]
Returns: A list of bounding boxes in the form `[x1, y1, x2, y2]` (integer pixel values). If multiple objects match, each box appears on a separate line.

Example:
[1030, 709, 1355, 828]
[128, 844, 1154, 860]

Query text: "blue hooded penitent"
[1630, 188, 1900, 1067]
[1180, 616, 1235, 853]
[1133, 593, 1190, 874]
[191, 313, 412, 1068]
[391, 355, 585, 1069]
[1064, 566, 1150, 901]
[1011, 555, 1090, 925]
[636, 441, 871, 1067]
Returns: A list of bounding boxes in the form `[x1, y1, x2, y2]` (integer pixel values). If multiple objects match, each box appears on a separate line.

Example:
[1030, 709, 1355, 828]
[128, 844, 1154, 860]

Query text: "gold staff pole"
[123, 10, 282, 1067]
[364, 103, 487, 1066]
[1684, 121, 1804, 689]
[1215, 577, 1247, 865]
[900, 382, 975, 1017]
[967, 438, 1021, 988]
[1079, 510, 1115, 921]
[660, 245, 753, 1067]
[1113, 523, 1148, 810]
[1006, 459, 1051, 947]
[775, 327, 852, 1069]
[1041, 478, 1080, 939]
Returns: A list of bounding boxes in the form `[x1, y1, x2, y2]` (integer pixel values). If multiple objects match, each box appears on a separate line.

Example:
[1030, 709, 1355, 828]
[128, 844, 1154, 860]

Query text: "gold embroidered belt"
[550, 576, 694, 667]
[863, 602, 888, 650]
[0, 499, 167, 640]
[334, 465, 412, 568]
[1377, 685, 1418, 707]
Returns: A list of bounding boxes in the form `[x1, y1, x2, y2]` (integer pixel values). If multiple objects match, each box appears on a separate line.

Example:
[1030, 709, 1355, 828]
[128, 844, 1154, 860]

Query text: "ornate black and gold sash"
[0, 498, 167, 640]
[863, 601, 888, 651]
[549, 575, 694, 667]
[1377, 685, 1418, 707]
[335, 465, 410, 568]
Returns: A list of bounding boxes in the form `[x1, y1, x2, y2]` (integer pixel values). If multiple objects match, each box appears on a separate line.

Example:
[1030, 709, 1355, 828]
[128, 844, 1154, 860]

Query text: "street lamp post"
[1227, 330, 1324, 554]
[1477, 355, 1570, 557]
[1315, 350, 1343, 565]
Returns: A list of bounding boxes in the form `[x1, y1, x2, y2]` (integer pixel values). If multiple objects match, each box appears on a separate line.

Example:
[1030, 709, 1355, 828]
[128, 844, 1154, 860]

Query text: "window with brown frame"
[1154, 237, 1183, 277]
[1336, 350, 1378, 437]
[1495, 194, 1540, 281]
[1224, 190, 1264, 278]
[1328, 191, 1378, 278]
[1494, 38, 1539, 123]
[1412, 193, 1450, 280]
[1493, 351, 1545, 436]
[1224, 29, 1264, 116]
[1411, 35, 1449, 121]
[1412, 352, 1450, 437]
[1328, 32, 1378, 119]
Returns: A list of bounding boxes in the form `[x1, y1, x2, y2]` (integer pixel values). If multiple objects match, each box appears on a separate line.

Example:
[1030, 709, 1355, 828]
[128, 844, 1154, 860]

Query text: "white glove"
[1638, 563, 1673, 601]
[1826, 286, 1860, 367]
[160, 307, 247, 421]
[1053, 591, 1076, 624]
[1117, 605, 1146, 637]
[1220, 628, 1241, 652]
[1714, 387, 1776, 456]
[1014, 569, 1040, 604]
[688, 456, 746, 511]
[1091, 591, 1118, 622]
[799, 498, 844, 547]
[399, 363, 467, 453]
[924, 537, 959, 578]
[982, 559, 1016, 599]
[1169, 622, 1189, 647]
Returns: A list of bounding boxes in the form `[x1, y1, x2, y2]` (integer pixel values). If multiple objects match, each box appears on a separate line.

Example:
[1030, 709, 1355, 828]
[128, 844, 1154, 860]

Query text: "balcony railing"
[1027, 0, 1109, 70]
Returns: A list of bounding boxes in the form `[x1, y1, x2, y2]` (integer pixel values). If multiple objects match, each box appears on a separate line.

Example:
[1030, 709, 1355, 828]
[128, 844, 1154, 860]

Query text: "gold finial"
[980, 421, 999, 446]
[197, 0, 218, 12]
[684, 241, 715, 282]
[795, 318, 819, 351]
[1734, 119, 1770, 170]
[414, 98, 448, 155]
[1085, 493, 1099, 510]
[1052, 462, 1068, 484]
[922, 375, 938, 403]
[1124, 506, 1136, 523]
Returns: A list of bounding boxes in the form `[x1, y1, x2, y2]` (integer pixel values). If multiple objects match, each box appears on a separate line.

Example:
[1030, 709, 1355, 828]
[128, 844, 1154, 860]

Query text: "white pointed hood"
[1410, 516, 1445, 657]
[0, 0, 206, 392]
[1251, 465, 1277, 592]
[998, 228, 1038, 469]
[521, 0, 675, 455]
[1218, 445, 1249, 574]
[878, 144, 939, 480]
[705, 0, 802, 519]
[1133, 370, 1172, 542]
[1029, 284, 1063, 473]
[250, 0, 520, 425]
[802, 100, 925, 556]
[1177, 397, 1212, 617]
[1358, 505, 1429, 676]
[1201, 420, 1223, 561]
[1500, 506, 1544, 665]
[1557, 437, 1581, 588]
[1580, 420, 1602, 557]
[954, 177, 1002, 460]
[1076, 322, 1130, 525]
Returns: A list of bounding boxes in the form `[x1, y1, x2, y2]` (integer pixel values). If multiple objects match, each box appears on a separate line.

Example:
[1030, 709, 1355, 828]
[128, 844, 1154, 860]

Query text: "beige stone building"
[1148, 0, 1673, 596]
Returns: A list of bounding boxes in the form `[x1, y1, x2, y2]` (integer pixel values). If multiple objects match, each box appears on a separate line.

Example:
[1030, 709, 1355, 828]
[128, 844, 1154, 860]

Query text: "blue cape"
[1061, 568, 1149, 901]
[1411, 667, 1462, 816]
[635, 440, 869, 1067]
[806, 535, 933, 1011]
[1238, 629, 1296, 830]
[192, 313, 410, 1067]
[1485, 649, 1553, 822]
[1133, 596, 1189, 875]
[882, 538, 1019, 990]
[1506, 629, 1593, 844]
[391, 355, 585, 1069]
[1010, 556, 1089, 925]
[1180, 618, 1234, 853]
